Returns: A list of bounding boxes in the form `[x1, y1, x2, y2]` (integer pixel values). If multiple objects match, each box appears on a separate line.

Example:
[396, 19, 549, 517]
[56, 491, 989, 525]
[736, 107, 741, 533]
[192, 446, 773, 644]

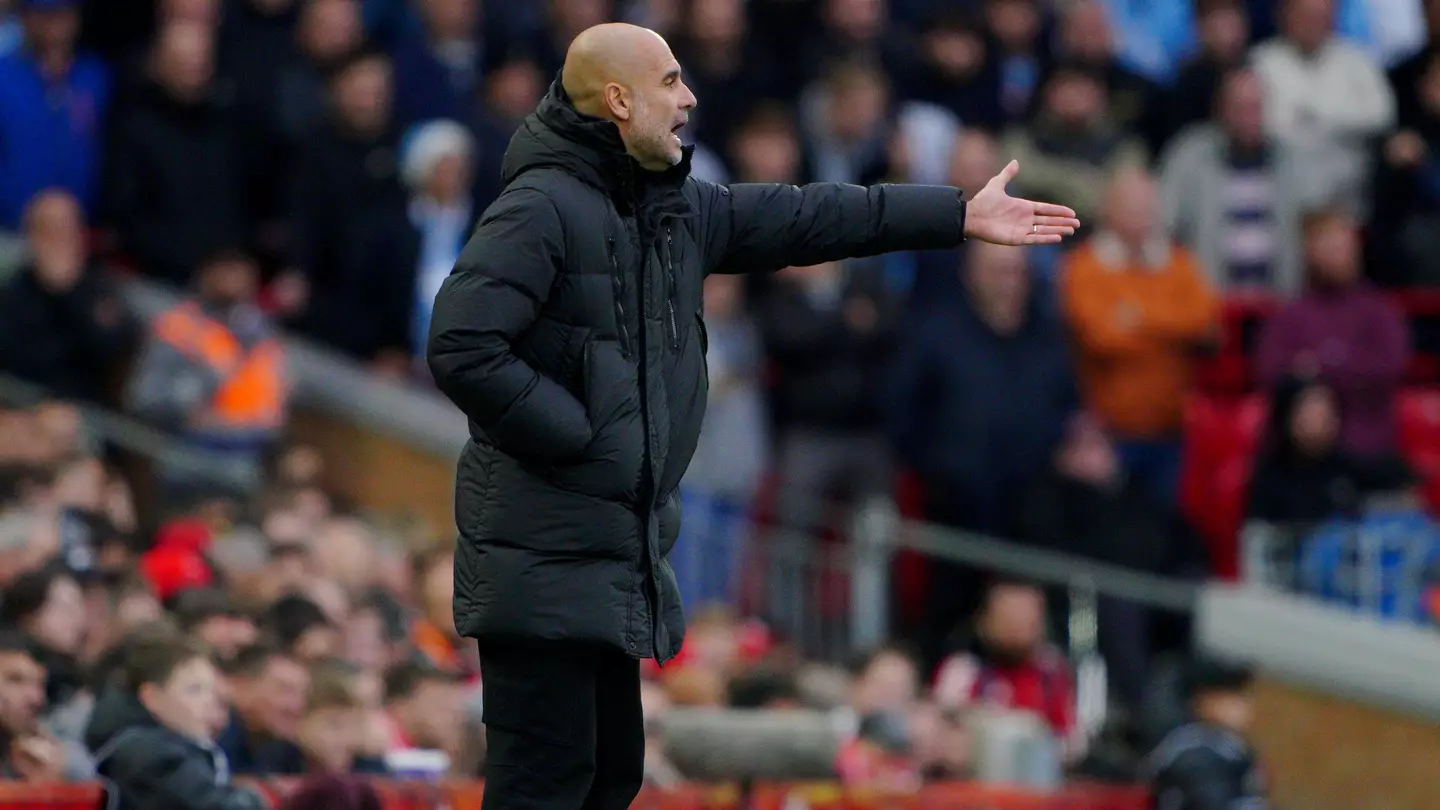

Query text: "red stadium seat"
[1180, 394, 1268, 579]
[1396, 387, 1440, 511]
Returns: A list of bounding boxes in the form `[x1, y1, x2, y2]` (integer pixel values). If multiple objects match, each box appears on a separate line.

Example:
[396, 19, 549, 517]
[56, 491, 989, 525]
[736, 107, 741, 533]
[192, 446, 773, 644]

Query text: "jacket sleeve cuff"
[958, 194, 968, 242]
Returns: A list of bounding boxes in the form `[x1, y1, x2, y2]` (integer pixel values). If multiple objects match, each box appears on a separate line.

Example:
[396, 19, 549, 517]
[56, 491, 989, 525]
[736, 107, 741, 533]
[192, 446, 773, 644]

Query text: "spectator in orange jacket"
[1061, 168, 1220, 504]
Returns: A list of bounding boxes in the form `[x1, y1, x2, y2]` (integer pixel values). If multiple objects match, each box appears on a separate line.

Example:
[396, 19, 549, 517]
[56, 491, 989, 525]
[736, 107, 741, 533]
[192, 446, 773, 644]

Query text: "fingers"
[993, 160, 1019, 186]
[1036, 213, 1082, 229]
[1023, 233, 1066, 245]
[1029, 200, 1078, 219]
[1032, 224, 1075, 236]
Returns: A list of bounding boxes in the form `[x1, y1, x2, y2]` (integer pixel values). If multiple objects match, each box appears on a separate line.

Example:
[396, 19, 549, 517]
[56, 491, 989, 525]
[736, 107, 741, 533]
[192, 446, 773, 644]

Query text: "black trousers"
[478, 640, 645, 810]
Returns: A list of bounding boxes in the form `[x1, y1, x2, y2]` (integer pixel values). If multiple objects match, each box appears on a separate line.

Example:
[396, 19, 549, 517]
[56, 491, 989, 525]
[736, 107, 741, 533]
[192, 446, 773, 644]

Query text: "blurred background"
[1, 0, 1440, 808]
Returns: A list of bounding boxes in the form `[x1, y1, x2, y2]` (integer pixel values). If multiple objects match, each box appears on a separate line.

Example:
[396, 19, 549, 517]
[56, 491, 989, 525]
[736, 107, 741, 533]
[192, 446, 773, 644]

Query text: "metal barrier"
[733, 496, 1201, 663]
[0, 781, 1150, 810]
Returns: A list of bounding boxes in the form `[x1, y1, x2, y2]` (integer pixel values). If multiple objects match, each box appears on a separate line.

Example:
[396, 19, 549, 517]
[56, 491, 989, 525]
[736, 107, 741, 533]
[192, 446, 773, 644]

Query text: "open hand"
[964, 160, 1081, 246]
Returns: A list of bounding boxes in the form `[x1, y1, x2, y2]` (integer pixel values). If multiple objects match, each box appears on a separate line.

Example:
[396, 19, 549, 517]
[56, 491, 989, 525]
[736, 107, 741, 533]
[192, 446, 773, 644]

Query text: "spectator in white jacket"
[1250, 0, 1395, 220]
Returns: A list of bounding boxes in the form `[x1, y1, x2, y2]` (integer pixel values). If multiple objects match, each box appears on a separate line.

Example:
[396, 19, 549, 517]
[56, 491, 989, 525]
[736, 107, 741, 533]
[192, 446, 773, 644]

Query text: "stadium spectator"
[1145, 659, 1269, 810]
[797, 0, 913, 94]
[381, 661, 463, 759]
[173, 589, 257, 664]
[904, 11, 1003, 133]
[670, 0, 779, 153]
[725, 102, 806, 185]
[221, 0, 299, 138]
[1159, 0, 1250, 147]
[124, 249, 287, 498]
[342, 589, 409, 676]
[1247, 376, 1414, 524]
[260, 595, 339, 665]
[283, 48, 418, 366]
[1001, 61, 1147, 229]
[679, 269, 771, 605]
[0, 190, 134, 403]
[270, 0, 362, 156]
[402, 119, 474, 361]
[983, 0, 1051, 124]
[849, 644, 922, 721]
[392, 0, 481, 127]
[2, 564, 88, 706]
[1372, 47, 1440, 285]
[1159, 67, 1311, 296]
[310, 517, 380, 595]
[932, 579, 1077, 751]
[1256, 210, 1410, 459]
[1013, 414, 1207, 707]
[1096, 0, 1195, 86]
[105, 20, 250, 285]
[87, 630, 268, 810]
[675, 272, 767, 610]
[800, 58, 893, 185]
[888, 241, 1077, 660]
[834, 708, 922, 792]
[466, 54, 545, 210]
[1062, 168, 1218, 504]
[760, 259, 898, 536]
[1053, 0, 1161, 145]
[1388, 0, 1440, 131]
[1250, 0, 1394, 221]
[0, 0, 110, 229]
[911, 703, 974, 781]
[0, 631, 64, 781]
[86, 574, 164, 664]
[251, 539, 312, 606]
[902, 129, 1005, 305]
[217, 643, 309, 775]
[294, 660, 369, 774]
[409, 547, 475, 678]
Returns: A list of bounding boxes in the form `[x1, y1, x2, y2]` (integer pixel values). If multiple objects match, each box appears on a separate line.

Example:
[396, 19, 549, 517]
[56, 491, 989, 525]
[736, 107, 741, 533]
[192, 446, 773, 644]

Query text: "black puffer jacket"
[427, 79, 968, 662]
[86, 687, 267, 810]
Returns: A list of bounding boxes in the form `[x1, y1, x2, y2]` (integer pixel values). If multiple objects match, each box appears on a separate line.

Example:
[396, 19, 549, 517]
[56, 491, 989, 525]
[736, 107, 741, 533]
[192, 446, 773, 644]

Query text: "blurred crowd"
[0, 0, 1438, 803]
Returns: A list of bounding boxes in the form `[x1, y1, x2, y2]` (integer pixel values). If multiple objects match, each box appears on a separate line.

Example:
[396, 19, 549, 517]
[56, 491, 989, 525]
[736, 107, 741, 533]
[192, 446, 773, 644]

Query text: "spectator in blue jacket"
[888, 241, 1078, 663]
[0, 0, 110, 228]
[391, 0, 484, 127]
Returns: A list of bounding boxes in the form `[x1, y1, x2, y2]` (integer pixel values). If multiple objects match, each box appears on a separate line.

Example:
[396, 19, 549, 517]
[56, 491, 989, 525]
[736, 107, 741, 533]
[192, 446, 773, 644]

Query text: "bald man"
[427, 23, 1077, 810]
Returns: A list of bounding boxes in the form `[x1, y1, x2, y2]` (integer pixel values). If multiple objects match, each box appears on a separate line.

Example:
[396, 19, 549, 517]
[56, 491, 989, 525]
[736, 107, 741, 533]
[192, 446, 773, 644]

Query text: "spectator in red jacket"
[931, 579, 1076, 745]
[1256, 209, 1411, 460]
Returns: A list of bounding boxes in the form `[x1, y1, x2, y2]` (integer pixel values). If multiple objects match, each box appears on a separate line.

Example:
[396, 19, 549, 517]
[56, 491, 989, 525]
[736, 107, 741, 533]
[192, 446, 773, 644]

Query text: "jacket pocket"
[544, 338, 644, 502]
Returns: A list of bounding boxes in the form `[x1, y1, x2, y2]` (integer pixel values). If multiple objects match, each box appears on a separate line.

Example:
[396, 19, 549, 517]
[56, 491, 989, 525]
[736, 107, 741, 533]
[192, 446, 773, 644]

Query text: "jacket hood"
[85, 686, 160, 755]
[501, 76, 693, 194]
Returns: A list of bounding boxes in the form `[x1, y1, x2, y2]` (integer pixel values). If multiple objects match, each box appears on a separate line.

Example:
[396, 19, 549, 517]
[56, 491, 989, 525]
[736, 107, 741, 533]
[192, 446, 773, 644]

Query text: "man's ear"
[138, 682, 162, 717]
[605, 83, 632, 122]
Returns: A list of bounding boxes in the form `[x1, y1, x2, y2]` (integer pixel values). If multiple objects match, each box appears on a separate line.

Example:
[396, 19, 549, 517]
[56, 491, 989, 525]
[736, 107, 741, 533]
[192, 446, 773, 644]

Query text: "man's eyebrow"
[663, 67, 682, 83]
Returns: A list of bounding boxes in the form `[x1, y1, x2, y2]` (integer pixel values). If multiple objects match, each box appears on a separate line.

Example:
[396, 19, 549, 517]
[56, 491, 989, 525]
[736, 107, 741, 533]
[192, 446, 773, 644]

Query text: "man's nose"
[680, 82, 697, 110]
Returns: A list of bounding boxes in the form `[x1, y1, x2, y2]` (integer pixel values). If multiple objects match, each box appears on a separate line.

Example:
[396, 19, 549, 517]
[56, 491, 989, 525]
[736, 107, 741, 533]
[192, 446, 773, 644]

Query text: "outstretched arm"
[700, 162, 1078, 274]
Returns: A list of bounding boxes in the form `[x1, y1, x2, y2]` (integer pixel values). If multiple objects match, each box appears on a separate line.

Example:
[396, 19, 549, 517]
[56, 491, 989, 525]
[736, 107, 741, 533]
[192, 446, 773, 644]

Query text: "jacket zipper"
[608, 237, 632, 358]
[664, 227, 679, 350]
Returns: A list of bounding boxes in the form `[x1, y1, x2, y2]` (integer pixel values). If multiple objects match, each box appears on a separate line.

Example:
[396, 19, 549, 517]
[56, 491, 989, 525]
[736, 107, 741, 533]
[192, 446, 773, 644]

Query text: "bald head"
[560, 22, 697, 171]
[1103, 167, 1158, 248]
